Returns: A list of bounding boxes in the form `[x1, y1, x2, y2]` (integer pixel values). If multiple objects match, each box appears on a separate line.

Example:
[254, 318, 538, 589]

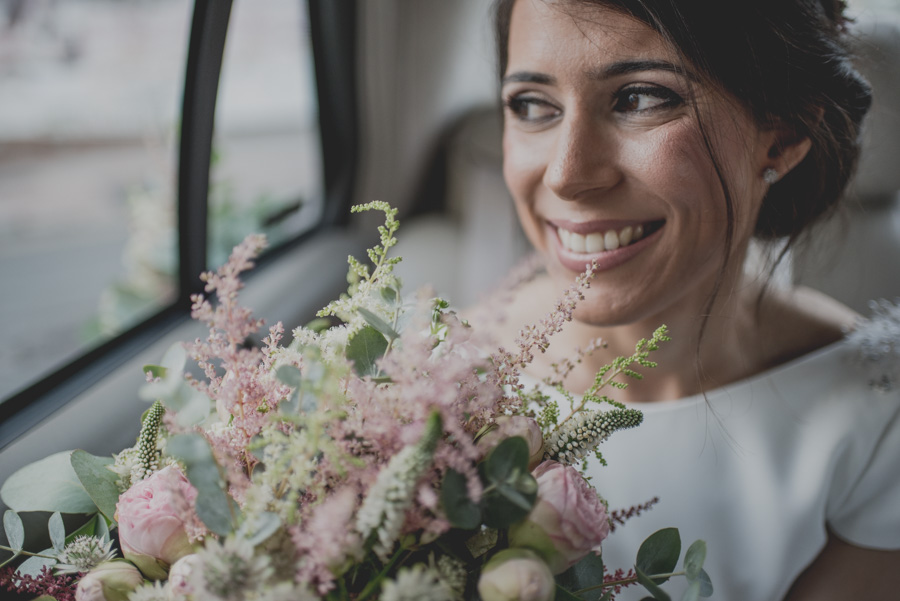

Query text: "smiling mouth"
[556, 220, 665, 253]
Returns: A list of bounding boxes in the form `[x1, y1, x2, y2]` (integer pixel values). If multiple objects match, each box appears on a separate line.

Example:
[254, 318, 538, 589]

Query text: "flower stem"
[0, 545, 58, 568]
[357, 548, 408, 601]
[574, 570, 686, 594]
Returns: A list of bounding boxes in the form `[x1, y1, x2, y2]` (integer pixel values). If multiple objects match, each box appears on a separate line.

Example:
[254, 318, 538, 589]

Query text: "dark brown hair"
[495, 0, 872, 253]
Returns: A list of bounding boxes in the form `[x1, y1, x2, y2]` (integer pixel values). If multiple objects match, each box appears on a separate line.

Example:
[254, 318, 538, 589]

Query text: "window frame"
[0, 0, 357, 451]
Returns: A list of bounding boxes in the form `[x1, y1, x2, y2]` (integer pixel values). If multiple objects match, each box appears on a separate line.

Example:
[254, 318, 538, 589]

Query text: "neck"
[531, 271, 764, 403]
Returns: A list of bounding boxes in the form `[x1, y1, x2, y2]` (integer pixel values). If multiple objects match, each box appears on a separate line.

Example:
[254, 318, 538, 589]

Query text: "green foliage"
[636, 528, 681, 585]
[3, 510, 24, 556]
[168, 434, 240, 537]
[556, 552, 604, 598]
[1, 451, 97, 514]
[70, 451, 120, 524]
[440, 469, 480, 530]
[140, 343, 210, 427]
[346, 325, 390, 377]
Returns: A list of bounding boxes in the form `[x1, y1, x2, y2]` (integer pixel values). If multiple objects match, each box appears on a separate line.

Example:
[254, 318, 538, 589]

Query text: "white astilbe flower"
[380, 564, 455, 601]
[356, 413, 442, 561]
[848, 299, 900, 392]
[544, 408, 643, 465]
[435, 554, 467, 597]
[128, 581, 168, 601]
[54, 535, 117, 574]
[195, 536, 274, 601]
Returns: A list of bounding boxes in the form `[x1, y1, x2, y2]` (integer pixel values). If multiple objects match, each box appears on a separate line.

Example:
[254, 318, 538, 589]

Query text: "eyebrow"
[502, 59, 696, 87]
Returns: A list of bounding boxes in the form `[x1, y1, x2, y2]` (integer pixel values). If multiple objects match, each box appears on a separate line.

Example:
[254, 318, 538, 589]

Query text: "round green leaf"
[345, 325, 389, 377]
[1, 451, 96, 514]
[16, 552, 57, 577]
[636, 528, 681, 585]
[168, 434, 238, 537]
[683, 540, 707, 581]
[634, 565, 672, 601]
[48, 512, 65, 553]
[70, 451, 119, 524]
[697, 569, 713, 597]
[485, 436, 529, 483]
[440, 469, 481, 530]
[3, 510, 24, 553]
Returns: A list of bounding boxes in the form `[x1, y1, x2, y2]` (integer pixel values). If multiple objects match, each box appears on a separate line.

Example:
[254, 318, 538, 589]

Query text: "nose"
[543, 112, 621, 201]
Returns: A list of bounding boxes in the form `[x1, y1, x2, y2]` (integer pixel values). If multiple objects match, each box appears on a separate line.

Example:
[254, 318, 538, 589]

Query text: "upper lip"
[547, 218, 662, 235]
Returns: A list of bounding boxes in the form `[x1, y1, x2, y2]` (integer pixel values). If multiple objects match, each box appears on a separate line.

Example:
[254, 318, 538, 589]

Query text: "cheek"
[503, 132, 547, 244]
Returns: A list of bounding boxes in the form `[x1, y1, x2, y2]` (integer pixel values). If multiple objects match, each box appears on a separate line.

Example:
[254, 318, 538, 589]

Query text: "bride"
[482, 0, 900, 598]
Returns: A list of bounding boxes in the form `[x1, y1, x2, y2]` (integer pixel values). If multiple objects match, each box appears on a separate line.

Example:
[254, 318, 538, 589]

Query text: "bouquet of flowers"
[0, 203, 712, 601]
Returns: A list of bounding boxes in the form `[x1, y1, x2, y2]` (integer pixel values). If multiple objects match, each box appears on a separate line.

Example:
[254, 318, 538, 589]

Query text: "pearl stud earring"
[763, 168, 779, 184]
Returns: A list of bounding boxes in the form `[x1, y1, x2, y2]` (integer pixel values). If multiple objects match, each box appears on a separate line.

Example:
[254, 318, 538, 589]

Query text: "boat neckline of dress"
[620, 335, 850, 412]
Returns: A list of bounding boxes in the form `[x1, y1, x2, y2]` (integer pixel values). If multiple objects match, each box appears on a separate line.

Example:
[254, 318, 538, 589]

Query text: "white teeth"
[604, 230, 619, 251]
[569, 232, 586, 252]
[558, 225, 646, 254]
[585, 233, 604, 253]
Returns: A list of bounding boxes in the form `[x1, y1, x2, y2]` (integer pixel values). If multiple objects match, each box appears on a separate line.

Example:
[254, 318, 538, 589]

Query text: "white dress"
[565, 302, 900, 601]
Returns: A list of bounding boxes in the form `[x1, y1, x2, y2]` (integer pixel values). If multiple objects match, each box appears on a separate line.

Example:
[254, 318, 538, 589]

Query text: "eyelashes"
[503, 83, 685, 126]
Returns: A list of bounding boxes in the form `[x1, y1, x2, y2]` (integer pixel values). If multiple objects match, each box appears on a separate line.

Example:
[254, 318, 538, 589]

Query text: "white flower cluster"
[356, 414, 442, 561]
[194, 536, 274, 601]
[380, 564, 456, 601]
[55, 535, 117, 574]
[544, 408, 643, 465]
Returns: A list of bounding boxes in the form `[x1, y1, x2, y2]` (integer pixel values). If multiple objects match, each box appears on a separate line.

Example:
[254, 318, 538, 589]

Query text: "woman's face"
[502, 0, 775, 326]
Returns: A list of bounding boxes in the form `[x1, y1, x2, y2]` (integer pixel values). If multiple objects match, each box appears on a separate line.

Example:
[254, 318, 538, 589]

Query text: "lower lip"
[550, 224, 663, 274]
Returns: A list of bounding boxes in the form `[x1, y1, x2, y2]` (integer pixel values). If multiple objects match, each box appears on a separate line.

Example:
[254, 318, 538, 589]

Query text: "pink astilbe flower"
[490, 261, 598, 399]
[293, 487, 362, 594]
[181, 236, 297, 486]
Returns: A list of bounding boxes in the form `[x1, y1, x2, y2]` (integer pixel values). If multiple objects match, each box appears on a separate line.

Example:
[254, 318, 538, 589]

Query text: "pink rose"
[477, 549, 555, 601]
[116, 466, 197, 579]
[508, 461, 610, 574]
[75, 561, 143, 601]
[479, 416, 545, 470]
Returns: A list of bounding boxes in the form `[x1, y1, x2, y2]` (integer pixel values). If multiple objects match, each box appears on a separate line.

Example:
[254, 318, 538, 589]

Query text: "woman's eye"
[614, 86, 683, 113]
[504, 95, 560, 124]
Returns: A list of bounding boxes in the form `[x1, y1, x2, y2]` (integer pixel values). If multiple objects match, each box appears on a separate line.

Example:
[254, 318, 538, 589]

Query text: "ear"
[760, 111, 821, 181]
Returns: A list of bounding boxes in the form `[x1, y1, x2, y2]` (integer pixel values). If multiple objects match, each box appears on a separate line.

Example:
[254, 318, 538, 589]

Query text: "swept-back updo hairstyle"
[494, 0, 872, 251]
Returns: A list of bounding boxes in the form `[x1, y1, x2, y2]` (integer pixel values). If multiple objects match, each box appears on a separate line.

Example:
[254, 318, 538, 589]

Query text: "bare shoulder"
[756, 285, 860, 366]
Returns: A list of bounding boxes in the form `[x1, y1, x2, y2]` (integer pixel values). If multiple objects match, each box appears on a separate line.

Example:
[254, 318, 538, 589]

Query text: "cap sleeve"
[827, 300, 900, 549]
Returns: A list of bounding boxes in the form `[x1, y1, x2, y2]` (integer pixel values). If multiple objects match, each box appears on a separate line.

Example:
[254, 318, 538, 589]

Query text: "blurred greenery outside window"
[0, 0, 322, 403]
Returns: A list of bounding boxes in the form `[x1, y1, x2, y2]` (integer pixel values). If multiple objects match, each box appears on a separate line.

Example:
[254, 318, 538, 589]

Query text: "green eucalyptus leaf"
[636, 528, 681, 585]
[70, 450, 119, 524]
[236, 511, 282, 547]
[276, 364, 303, 387]
[697, 569, 713, 597]
[680, 579, 701, 601]
[683, 540, 706, 581]
[440, 469, 481, 530]
[168, 434, 238, 537]
[1, 451, 96, 514]
[357, 308, 399, 341]
[635, 565, 672, 601]
[554, 584, 584, 601]
[380, 286, 398, 306]
[482, 488, 533, 529]
[48, 512, 65, 553]
[345, 325, 389, 377]
[96, 512, 111, 543]
[557, 552, 604, 595]
[16, 552, 57, 577]
[64, 514, 100, 545]
[485, 436, 529, 483]
[495, 481, 535, 512]
[3, 510, 24, 553]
